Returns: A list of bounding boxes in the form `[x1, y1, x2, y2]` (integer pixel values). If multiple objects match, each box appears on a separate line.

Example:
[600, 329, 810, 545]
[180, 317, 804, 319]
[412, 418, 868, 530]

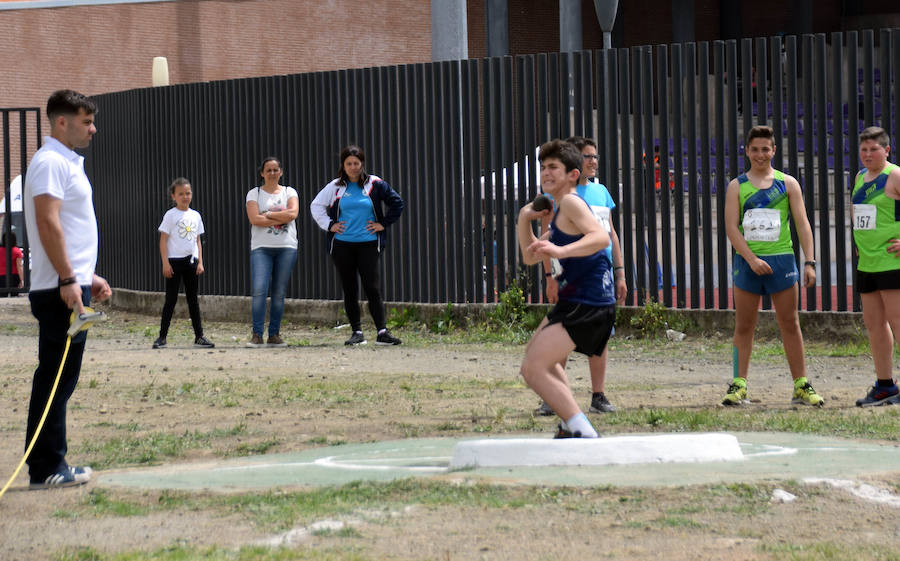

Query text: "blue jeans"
[250, 247, 297, 336]
[26, 286, 90, 481]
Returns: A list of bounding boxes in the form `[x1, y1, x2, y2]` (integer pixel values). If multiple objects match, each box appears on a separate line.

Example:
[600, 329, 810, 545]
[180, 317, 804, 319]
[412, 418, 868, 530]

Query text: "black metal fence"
[1, 108, 40, 297]
[5, 29, 900, 310]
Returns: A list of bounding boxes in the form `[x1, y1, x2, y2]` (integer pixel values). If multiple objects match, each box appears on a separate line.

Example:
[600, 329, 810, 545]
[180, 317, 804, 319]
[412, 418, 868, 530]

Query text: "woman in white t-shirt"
[245, 157, 299, 347]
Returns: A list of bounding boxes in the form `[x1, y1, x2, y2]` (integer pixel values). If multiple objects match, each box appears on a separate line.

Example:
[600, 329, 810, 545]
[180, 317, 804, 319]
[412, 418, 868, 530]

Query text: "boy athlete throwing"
[517, 140, 615, 438]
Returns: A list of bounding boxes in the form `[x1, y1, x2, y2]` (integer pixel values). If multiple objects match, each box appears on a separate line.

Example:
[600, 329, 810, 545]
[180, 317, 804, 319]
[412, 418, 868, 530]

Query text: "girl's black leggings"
[159, 256, 203, 338]
[330, 239, 385, 332]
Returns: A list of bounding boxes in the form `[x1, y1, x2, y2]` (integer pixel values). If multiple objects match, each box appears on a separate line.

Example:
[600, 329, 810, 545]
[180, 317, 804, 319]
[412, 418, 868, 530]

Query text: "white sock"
[565, 412, 598, 438]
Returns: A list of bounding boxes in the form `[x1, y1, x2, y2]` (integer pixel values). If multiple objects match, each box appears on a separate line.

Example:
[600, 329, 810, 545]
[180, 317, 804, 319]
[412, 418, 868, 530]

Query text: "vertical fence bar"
[1, 110, 10, 294]
[685, 42, 700, 308]
[894, 29, 900, 160]
[582, 50, 595, 142]
[606, 48, 622, 297]
[499, 56, 516, 295]
[714, 41, 729, 309]
[548, 53, 560, 140]
[483, 57, 498, 302]
[572, 51, 584, 137]
[741, 38, 754, 142]
[771, 36, 784, 170]
[618, 48, 635, 306]
[463, 59, 483, 303]
[517, 55, 541, 302]
[832, 32, 847, 311]
[880, 29, 893, 140]
[814, 34, 830, 311]
[642, 47, 658, 302]
[801, 34, 816, 310]
[863, 30, 875, 126]
[632, 47, 646, 301]
[671, 43, 687, 308]
[847, 32, 861, 311]
[726, 39, 739, 309]
[412, 64, 428, 301]
[699, 42, 713, 309]
[657, 44, 673, 307]
[596, 51, 608, 182]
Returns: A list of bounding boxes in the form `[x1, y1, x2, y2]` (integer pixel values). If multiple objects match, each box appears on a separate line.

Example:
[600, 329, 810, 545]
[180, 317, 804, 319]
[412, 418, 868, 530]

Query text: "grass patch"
[762, 542, 900, 561]
[76, 424, 249, 469]
[55, 545, 372, 560]
[596, 407, 900, 441]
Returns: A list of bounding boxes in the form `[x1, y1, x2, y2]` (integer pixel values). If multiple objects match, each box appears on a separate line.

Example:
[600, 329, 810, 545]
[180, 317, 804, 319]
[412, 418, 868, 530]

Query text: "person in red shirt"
[1, 231, 24, 295]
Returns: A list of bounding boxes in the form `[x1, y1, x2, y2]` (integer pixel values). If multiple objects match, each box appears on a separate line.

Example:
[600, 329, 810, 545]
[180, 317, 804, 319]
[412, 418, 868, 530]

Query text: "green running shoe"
[722, 378, 748, 406]
[791, 377, 824, 407]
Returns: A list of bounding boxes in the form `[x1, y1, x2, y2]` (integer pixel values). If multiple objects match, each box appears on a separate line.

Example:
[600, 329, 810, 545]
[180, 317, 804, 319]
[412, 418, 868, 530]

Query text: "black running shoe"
[152, 337, 167, 349]
[345, 331, 367, 346]
[856, 383, 900, 407]
[194, 336, 215, 348]
[375, 329, 401, 346]
[589, 392, 616, 413]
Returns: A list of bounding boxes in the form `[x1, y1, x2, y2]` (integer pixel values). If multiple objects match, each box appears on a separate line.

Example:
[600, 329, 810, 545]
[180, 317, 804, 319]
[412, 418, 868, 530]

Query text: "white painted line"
[314, 455, 449, 472]
[803, 478, 900, 508]
[450, 432, 744, 468]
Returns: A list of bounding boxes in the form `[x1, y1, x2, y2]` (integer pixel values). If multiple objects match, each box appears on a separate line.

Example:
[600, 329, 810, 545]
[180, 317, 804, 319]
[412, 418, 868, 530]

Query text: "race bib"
[591, 205, 612, 232]
[742, 208, 780, 242]
[853, 204, 877, 231]
[550, 257, 563, 279]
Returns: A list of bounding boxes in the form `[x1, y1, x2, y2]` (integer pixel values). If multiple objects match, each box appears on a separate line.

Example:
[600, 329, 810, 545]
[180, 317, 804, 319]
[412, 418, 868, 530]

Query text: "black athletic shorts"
[857, 268, 900, 293]
[544, 300, 616, 357]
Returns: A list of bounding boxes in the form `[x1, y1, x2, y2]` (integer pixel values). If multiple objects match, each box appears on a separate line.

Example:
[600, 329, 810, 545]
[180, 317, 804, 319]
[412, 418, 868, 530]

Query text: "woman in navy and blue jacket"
[310, 145, 404, 346]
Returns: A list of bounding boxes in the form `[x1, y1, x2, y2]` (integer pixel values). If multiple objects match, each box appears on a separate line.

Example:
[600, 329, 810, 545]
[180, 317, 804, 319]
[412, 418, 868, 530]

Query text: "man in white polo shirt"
[23, 90, 111, 489]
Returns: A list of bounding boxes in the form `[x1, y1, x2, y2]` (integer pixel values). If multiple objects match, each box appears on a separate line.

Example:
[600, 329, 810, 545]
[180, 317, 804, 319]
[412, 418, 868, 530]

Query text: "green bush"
[628, 300, 693, 339]
[387, 306, 420, 330]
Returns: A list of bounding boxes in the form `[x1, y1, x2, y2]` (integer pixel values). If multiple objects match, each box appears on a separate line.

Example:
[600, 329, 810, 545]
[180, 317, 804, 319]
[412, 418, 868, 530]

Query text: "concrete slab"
[97, 432, 900, 492]
[450, 432, 744, 468]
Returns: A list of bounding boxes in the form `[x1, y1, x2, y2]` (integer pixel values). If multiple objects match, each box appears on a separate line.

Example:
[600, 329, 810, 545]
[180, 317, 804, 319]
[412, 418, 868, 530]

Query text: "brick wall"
[0, 0, 431, 177]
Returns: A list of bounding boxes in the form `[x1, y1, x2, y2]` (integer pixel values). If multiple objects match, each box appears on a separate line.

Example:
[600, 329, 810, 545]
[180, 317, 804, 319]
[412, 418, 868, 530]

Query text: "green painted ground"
[98, 431, 900, 491]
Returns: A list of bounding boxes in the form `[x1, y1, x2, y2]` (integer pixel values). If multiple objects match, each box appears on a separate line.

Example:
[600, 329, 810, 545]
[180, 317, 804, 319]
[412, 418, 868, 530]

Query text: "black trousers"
[159, 256, 203, 339]
[26, 287, 90, 480]
[330, 239, 385, 332]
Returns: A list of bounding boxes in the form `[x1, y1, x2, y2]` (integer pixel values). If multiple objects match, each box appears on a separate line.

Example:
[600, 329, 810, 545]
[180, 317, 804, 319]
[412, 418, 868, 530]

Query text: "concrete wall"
[107, 288, 865, 341]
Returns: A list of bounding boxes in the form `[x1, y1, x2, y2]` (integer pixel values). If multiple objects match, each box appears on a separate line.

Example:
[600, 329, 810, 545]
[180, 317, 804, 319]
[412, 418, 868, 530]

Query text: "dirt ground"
[1, 295, 900, 560]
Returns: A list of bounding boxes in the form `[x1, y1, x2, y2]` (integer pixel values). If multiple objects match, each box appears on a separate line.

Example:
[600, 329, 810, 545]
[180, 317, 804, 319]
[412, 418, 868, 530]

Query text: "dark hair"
[859, 126, 890, 148]
[565, 136, 597, 151]
[46, 89, 97, 120]
[258, 157, 282, 183]
[337, 145, 369, 186]
[538, 139, 583, 175]
[169, 177, 191, 194]
[1, 231, 16, 247]
[746, 125, 775, 146]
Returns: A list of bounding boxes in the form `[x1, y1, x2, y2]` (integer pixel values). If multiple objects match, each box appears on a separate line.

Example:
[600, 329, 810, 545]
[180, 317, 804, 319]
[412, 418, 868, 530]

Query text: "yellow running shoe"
[722, 378, 748, 406]
[791, 377, 824, 407]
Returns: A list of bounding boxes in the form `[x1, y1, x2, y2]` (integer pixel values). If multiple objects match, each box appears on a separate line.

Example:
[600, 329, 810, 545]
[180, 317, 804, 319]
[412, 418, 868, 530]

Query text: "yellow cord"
[0, 336, 71, 500]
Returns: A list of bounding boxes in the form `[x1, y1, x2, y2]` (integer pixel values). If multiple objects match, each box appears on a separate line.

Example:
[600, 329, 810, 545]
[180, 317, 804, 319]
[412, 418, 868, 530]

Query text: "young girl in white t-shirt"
[152, 177, 214, 349]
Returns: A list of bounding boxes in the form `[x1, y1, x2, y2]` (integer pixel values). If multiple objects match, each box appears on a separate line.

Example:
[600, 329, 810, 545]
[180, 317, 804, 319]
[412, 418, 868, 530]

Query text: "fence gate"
[1, 107, 41, 296]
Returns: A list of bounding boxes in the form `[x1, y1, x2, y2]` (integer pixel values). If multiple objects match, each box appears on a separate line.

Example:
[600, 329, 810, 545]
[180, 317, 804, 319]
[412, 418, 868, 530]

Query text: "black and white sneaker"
[194, 336, 215, 348]
[375, 329, 402, 346]
[345, 331, 367, 346]
[152, 337, 167, 349]
[589, 392, 616, 413]
[30, 466, 92, 489]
